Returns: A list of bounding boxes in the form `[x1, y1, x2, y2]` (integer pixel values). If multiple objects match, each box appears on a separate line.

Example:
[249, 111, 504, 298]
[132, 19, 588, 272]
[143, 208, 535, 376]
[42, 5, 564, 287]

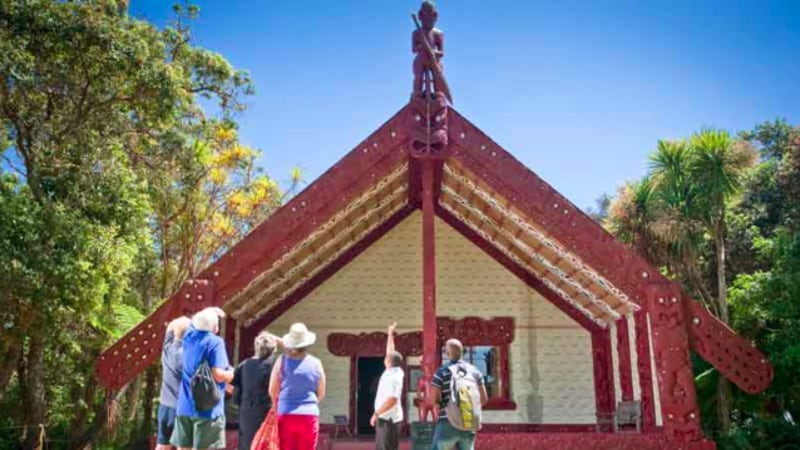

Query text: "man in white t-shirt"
[371, 322, 405, 450]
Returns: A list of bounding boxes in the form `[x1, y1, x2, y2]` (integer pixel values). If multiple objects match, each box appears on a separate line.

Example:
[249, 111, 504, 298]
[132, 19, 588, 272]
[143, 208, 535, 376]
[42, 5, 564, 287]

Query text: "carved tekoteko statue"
[412, 1, 452, 103]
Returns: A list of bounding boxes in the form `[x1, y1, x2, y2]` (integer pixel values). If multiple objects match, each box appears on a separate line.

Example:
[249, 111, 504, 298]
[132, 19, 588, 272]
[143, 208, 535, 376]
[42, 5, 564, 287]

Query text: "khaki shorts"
[170, 415, 226, 449]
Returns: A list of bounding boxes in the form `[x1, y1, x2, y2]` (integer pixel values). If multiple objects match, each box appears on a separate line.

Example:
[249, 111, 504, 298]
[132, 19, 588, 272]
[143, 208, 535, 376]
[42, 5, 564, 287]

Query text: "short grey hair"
[254, 331, 278, 359]
[389, 351, 403, 367]
[446, 338, 463, 360]
[192, 307, 225, 332]
[167, 316, 192, 340]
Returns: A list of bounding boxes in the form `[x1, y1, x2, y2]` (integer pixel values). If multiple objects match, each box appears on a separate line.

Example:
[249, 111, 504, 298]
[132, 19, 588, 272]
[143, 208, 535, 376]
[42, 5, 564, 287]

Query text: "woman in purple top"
[269, 323, 326, 450]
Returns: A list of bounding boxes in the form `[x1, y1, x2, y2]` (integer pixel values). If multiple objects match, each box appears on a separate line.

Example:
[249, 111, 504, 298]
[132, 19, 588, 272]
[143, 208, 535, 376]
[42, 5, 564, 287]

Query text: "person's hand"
[387, 322, 397, 334]
[370, 414, 377, 428]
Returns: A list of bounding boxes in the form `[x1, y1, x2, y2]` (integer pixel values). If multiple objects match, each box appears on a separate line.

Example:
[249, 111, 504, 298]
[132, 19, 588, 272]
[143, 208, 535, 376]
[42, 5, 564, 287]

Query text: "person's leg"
[294, 415, 319, 450]
[193, 416, 226, 450]
[375, 419, 386, 450]
[455, 430, 476, 450]
[170, 415, 194, 450]
[432, 420, 458, 450]
[387, 420, 399, 450]
[156, 405, 177, 450]
[278, 415, 295, 450]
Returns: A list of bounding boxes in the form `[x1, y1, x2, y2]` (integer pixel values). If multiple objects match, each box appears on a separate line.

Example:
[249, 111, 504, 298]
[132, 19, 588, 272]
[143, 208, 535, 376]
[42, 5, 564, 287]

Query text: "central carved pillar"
[421, 159, 439, 384]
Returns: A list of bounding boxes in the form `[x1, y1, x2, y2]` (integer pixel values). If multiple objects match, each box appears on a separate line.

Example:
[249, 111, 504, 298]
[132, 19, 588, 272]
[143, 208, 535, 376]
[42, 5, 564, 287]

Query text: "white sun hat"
[282, 323, 317, 349]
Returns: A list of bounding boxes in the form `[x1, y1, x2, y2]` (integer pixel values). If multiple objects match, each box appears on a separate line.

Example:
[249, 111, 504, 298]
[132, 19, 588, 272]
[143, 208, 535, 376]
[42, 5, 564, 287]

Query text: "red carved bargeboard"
[95, 279, 215, 391]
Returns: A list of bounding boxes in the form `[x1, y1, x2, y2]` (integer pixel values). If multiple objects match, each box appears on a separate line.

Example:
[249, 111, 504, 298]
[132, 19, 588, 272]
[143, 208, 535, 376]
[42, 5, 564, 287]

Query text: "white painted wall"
[264, 211, 596, 425]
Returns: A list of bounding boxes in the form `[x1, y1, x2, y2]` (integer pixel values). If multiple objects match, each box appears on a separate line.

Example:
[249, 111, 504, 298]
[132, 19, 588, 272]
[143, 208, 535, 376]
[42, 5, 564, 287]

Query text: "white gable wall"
[266, 211, 596, 425]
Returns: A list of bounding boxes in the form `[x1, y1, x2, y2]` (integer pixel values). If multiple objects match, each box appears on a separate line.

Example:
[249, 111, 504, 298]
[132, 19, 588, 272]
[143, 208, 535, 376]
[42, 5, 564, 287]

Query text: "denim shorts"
[157, 404, 177, 445]
[432, 419, 476, 450]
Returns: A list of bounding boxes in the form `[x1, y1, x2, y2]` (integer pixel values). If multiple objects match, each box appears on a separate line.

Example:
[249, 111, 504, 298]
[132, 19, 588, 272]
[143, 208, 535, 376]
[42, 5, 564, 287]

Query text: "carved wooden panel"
[436, 316, 515, 346]
[327, 331, 424, 357]
[685, 298, 772, 394]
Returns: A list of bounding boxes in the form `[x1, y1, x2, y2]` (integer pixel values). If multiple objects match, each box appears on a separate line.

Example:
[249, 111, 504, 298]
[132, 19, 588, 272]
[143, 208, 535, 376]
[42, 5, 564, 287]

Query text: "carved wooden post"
[421, 159, 439, 386]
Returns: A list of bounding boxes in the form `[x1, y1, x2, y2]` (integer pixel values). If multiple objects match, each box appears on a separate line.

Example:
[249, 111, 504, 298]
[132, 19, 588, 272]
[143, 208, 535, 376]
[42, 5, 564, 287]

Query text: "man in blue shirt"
[171, 307, 234, 450]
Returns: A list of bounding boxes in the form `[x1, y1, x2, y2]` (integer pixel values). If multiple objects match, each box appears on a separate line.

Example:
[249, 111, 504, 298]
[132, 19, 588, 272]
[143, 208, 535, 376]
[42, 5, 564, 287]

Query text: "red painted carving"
[592, 330, 615, 431]
[634, 310, 657, 432]
[407, 93, 450, 159]
[421, 160, 440, 415]
[95, 279, 214, 390]
[616, 318, 634, 401]
[414, 375, 437, 422]
[327, 331, 424, 357]
[645, 281, 702, 441]
[411, 1, 451, 103]
[436, 316, 515, 346]
[685, 297, 772, 394]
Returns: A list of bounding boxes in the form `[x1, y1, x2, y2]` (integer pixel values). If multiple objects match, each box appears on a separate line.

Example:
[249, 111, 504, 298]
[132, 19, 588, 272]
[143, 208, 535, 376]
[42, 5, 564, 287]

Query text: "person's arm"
[316, 361, 326, 403]
[430, 368, 443, 406]
[479, 384, 488, 406]
[210, 339, 234, 383]
[386, 322, 396, 357]
[371, 397, 399, 427]
[476, 370, 488, 406]
[269, 356, 282, 402]
[212, 367, 234, 384]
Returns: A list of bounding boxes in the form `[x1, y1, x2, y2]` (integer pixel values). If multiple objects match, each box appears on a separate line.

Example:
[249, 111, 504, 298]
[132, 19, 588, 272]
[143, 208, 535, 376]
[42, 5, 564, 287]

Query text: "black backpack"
[191, 361, 221, 412]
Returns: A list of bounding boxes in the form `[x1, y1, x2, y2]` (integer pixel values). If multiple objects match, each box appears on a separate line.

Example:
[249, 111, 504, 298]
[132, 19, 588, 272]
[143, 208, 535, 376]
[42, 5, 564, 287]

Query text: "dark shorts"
[376, 418, 399, 450]
[157, 405, 177, 445]
[170, 415, 226, 449]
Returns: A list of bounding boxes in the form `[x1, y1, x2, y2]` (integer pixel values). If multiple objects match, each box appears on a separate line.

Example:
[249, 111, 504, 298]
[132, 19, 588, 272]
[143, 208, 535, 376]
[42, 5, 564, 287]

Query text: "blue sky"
[130, 0, 800, 211]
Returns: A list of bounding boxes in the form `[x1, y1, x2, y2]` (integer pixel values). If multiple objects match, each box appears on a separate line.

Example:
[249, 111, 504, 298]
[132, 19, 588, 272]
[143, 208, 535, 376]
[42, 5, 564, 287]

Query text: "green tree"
[688, 130, 757, 431]
[0, 1, 266, 448]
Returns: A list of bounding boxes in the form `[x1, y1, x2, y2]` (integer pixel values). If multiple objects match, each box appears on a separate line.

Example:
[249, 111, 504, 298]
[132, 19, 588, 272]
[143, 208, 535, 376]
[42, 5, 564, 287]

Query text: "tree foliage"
[604, 120, 800, 448]
[0, 1, 296, 448]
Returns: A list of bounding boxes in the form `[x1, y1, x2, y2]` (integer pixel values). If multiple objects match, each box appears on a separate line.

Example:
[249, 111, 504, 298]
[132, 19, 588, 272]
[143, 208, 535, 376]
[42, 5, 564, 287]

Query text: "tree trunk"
[0, 339, 20, 398]
[22, 333, 47, 450]
[69, 387, 129, 450]
[714, 221, 731, 432]
[141, 366, 158, 440]
[67, 375, 97, 449]
[126, 373, 142, 422]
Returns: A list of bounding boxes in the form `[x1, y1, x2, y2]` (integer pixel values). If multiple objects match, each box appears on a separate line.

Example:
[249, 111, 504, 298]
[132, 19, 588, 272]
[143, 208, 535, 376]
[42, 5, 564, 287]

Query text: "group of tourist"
[155, 306, 487, 450]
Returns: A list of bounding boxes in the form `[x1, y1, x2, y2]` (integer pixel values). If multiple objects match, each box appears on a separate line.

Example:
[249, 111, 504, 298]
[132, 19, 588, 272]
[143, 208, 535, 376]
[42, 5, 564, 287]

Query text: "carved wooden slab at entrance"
[327, 331, 423, 357]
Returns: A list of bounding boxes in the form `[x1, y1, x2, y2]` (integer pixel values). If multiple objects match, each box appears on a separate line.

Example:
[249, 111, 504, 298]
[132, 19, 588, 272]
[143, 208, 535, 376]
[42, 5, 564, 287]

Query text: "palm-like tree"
[689, 129, 757, 324]
[648, 139, 717, 311]
[688, 129, 756, 432]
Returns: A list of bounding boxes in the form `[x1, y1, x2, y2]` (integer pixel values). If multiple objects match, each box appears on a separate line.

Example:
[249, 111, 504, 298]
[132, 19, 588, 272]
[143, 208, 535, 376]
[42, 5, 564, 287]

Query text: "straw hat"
[282, 323, 317, 349]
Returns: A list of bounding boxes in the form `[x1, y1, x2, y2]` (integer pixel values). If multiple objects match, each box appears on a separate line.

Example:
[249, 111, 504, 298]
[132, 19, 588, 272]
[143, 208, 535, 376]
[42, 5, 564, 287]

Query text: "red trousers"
[278, 414, 319, 450]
